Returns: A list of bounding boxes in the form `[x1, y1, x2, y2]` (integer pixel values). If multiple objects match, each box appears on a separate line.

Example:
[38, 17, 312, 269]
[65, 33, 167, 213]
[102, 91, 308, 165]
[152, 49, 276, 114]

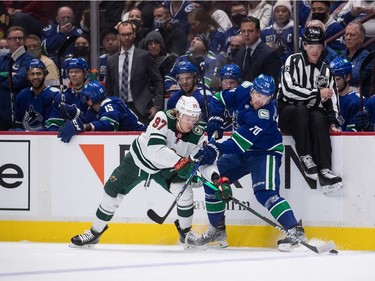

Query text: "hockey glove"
[214, 176, 232, 202]
[206, 116, 224, 140]
[174, 157, 196, 180]
[194, 142, 221, 165]
[355, 111, 371, 131]
[57, 118, 85, 143]
[58, 103, 81, 120]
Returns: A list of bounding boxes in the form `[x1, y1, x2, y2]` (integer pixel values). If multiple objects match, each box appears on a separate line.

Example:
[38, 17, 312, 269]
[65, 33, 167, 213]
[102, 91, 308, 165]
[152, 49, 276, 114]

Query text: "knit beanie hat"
[144, 30, 166, 49]
[194, 34, 210, 51]
[273, 0, 292, 15]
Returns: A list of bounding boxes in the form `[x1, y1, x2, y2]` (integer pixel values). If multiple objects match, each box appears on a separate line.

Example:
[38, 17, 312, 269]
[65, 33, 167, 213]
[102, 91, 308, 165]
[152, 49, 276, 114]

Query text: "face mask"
[74, 46, 89, 57]
[129, 19, 141, 30]
[80, 20, 89, 32]
[311, 13, 327, 22]
[27, 48, 41, 59]
[231, 13, 246, 27]
[0, 48, 10, 56]
[228, 47, 240, 59]
[154, 18, 167, 29]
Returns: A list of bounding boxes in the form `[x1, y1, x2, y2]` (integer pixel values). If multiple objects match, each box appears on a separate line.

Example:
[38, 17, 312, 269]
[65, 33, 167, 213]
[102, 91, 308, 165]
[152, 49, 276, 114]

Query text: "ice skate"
[70, 225, 108, 248]
[174, 220, 192, 249]
[318, 169, 343, 194]
[185, 225, 228, 249]
[299, 155, 318, 180]
[277, 222, 308, 252]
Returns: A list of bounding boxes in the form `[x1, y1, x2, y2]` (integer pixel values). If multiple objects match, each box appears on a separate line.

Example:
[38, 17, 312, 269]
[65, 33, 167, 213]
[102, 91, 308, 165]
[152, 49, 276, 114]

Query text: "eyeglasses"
[7, 37, 24, 41]
[119, 33, 134, 38]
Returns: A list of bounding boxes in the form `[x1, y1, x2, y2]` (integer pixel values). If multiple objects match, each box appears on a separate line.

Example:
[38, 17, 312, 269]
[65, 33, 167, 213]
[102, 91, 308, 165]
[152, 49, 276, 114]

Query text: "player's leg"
[250, 153, 308, 251]
[70, 152, 144, 247]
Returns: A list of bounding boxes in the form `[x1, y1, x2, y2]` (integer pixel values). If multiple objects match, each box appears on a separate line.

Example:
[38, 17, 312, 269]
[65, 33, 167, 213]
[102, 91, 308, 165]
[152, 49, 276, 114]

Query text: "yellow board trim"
[1, 221, 375, 250]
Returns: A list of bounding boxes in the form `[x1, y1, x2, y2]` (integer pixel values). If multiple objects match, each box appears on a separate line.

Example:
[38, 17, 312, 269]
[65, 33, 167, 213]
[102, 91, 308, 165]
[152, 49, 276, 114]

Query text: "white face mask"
[0, 48, 10, 56]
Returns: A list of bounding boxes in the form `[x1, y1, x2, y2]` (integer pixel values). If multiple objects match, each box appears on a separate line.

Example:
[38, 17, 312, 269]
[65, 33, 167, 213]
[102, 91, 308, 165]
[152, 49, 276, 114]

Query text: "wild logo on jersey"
[22, 105, 44, 131]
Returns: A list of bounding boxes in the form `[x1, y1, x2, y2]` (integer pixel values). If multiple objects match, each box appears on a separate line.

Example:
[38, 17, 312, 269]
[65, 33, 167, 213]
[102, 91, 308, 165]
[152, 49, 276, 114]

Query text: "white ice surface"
[0, 242, 374, 281]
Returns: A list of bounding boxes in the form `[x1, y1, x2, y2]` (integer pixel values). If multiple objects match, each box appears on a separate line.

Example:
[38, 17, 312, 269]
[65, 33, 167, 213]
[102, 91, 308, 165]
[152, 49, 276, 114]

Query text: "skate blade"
[322, 182, 343, 194]
[69, 243, 96, 249]
[278, 242, 310, 252]
[183, 243, 208, 251]
[304, 173, 318, 180]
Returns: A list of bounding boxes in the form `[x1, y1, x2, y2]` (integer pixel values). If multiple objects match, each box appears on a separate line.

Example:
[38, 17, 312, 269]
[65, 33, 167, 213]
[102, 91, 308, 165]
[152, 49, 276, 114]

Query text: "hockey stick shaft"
[147, 160, 201, 224]
[202, 179, 337, 254]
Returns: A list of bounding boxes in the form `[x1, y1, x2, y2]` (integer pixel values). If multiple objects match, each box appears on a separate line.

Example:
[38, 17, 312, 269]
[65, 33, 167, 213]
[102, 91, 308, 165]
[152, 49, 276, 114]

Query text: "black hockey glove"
[194, 142, 221, 165]
[58, 103, 81, 120]
[206, 115, 224, 140]
[355, 111, 371, 131]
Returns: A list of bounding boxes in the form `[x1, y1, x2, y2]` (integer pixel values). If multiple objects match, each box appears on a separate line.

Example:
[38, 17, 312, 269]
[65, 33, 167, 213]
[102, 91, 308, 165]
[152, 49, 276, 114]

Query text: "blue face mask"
[0, 48, 10, 56]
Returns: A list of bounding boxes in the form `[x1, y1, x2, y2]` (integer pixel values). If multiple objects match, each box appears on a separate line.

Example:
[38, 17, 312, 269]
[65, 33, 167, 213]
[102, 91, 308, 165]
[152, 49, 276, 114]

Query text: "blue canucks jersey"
[211, 81, 283, 155]
[15, 86, 60, 131]
[84, 96, 146, 131]
[338, 91, 362, 131]
[166, 87, 212, 122]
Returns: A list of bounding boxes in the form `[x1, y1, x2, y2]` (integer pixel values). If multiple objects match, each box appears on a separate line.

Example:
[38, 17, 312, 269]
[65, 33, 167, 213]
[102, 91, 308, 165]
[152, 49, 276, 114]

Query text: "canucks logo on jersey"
[23, 105, 44, 131]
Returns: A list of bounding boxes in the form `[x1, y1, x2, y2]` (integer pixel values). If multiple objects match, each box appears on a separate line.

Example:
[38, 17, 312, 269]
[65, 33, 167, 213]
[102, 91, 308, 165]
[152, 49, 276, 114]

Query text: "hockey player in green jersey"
[70, 96, 222, 247]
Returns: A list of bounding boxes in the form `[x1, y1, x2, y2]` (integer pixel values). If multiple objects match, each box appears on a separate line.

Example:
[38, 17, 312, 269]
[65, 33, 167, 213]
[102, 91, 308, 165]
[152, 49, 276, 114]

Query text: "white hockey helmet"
[175, 96, 201, 118]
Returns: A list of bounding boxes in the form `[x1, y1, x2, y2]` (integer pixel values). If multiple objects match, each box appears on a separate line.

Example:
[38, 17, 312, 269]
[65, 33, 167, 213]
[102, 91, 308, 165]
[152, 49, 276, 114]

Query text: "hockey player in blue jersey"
[185, 74, 309, 252]
[58, 80, 146, 143]
[167, 60, 212, 123]
[45, 58, 89, 130]
[330, 57, 362, 131]
[15, 59, 60, 131]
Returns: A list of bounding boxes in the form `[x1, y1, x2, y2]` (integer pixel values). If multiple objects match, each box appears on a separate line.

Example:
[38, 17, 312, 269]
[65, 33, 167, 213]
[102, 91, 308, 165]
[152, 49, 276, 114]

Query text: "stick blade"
[301, 240, 336, 254]
[147, 209, 165, 224]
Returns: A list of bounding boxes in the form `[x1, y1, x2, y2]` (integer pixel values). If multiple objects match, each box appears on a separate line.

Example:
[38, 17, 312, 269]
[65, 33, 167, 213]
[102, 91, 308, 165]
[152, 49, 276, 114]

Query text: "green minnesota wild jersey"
[130, 110, 206, 174]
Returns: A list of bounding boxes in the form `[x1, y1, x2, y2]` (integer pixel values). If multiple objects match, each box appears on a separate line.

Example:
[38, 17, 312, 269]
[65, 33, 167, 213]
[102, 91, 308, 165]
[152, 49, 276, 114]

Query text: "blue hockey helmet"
[27, 59, 47, 74]
[81, 81, 106, 104]
[176, 60, 198, 75]
[64, 57, 89, 72]
[253, 74, 275, 96]
[220, 64, 241, 80]
[330, 57, 352, 76]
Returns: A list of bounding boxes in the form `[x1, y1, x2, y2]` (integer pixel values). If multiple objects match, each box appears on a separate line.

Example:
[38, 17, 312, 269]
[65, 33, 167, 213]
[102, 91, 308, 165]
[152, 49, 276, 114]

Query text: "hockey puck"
[329, 249, 339, 255]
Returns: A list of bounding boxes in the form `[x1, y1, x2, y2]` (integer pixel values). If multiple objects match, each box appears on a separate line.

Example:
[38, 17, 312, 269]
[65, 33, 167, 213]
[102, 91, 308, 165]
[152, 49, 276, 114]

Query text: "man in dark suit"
[106, 21, 164, 125]
[235, 16, 281, 88]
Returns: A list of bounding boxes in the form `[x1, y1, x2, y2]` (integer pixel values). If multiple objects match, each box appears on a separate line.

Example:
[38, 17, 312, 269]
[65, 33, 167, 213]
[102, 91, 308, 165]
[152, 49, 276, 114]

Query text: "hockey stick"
[147, 160, 202, 224]
[56, 35, 78, 92]
[9, 45, 27, 128]
[202, 179, 338, 254]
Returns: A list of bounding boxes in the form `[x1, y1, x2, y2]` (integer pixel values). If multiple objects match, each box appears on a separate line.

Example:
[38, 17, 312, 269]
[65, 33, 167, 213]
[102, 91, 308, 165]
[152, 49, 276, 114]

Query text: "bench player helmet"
[220, 64, 241, 80]
[64, 57, 89, 72]
[81, 81, 106, 104]
[330, 57, 352, 76]
[27, 59, 47, 75]
[253, 74, 275, 97]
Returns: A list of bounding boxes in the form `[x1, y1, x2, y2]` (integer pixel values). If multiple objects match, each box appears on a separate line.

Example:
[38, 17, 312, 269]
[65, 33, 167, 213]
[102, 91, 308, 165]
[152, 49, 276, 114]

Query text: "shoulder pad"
[241, 81, 252, 88]
[43, 25, 52, 32]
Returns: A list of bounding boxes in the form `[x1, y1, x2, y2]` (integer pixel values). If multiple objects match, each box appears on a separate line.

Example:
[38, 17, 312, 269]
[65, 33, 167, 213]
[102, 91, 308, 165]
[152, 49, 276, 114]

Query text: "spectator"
[57, 80, 146, 143]
[277, 27, 342, 194]
[41, 6, 84, 65]
[337, 0, 375, 38]
[340, 21, 373, 98]
[247, 0, 272, 30]
[226, 34, 245, 64]
[142, 30, 177, 79]
[196, 1, 233, 32]
[235, 16, 281, 86]
[7, 1, 55, 36]
[45, 58, 89, 131]
[25, 34, 60, 87]
[163, 0, 195, 34]
[310, 0, 345, 52]
[15, 59, 60, 131]
[187, 7, 226, 54]
[167, 60, 212, 123]
[262, 0, 303, 64]
[330, 57, 362, 131]
[98, 27, 120, 84]
[164, 34, 223, 94]
[0, 2, 10, 39]
[105, 21, 164, 125]
[152, 4, 188, 56]
[224, 1, 248, 52]
[0, 26, 33, 130]
[73, 34, 90, 66]
[127, 7, 152, 47]
[0, 38, 9, 56]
